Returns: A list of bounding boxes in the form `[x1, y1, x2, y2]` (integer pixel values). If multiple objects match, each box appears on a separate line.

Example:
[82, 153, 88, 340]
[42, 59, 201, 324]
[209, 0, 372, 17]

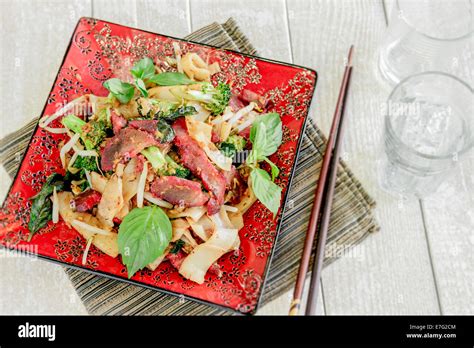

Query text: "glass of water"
[379, 0, 473, 85]
[379, 72, 473, 198]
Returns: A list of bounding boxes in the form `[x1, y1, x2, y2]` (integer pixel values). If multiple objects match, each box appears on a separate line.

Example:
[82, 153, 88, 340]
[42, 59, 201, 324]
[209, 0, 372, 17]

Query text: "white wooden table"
[0, 0, 472, 315]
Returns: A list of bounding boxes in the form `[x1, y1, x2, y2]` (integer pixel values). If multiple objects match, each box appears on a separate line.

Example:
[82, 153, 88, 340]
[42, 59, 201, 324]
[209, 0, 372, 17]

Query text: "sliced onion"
[71, 219, 115, 236]
[212, 107, 234, 124]
[173, 42, 183, 73]
[84, 169, 92, 188]
[228, 102, 255, 126]
[60, 133, 80, 169]
[223, 205, 238, 213]
[136, 162, 148, 208]
[52, 187, 59, 223]
[235, 113, 257, 133]
[67, 152, 79, 171]
[75, 150, 98, 157]
[39, 95, 87, 128]
[143, 192, 173, 209]
[43, 126, 68, 134]
[82, 236, 94, 265]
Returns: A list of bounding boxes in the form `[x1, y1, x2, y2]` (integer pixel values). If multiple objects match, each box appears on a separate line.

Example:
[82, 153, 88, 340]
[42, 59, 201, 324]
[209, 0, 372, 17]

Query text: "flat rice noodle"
[167, 206, 206, 221]
[147, 252, 168, 271]
[122, 158, 139, 201]
[97, 171, 124, 227]
[235, 187, 257, 214]
[181, 52, 210, 81]
[57, 191, 118, 258]
[179, 227, 238, 284]
[90, 172, 107, 194]
[187, 215, 215, 242]
[148, 86, 180, 102]
[171, 218, 190, 242]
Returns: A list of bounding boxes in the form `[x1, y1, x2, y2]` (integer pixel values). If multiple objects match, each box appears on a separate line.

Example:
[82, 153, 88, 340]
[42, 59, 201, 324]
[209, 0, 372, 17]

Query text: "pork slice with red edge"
[71, 189, 102, 212]
[172, 118, 227, 215]
[111, 110, 127, 135]
[128, 119, 159, 134]
[100, 128, 159, 171]
[151, 176, 209, 207]
[167, 250, 186, 270]
[167, 251, 222, 278]
[229, 95, 245, 112]
[239, 89, 268, 109]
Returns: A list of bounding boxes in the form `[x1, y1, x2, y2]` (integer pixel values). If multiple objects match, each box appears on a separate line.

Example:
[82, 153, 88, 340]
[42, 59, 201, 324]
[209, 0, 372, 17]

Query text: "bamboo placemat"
[0, 18, 379, 315]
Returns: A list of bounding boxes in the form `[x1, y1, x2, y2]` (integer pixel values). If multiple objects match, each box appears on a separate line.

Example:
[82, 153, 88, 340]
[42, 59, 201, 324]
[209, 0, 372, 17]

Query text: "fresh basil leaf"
[28, 173, 67, 240]
[250, 167, 282, 217]
[28, 198, 52, 241]
[149, 72, 196, 86]
[264, 157, 280, 181]
[118, 206, 172, 278]
[135, 78, 148, 98]
[246, 148, 259, 166]
[131, 57, 155, 80]
[250, 112, 282, 157]
[103, 78, 135, 104]
[156, 118, 175, 143]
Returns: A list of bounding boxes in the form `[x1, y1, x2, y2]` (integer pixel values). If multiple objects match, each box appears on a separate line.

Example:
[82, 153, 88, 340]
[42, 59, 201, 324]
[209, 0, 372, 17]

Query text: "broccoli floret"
[219, 142, 237, 158]
[219, 134, 246, 158]
[187, 82, 231, 115]
[141, 146, 167, 171]
[164, 155, 190, 179]
[62, 114, 108, 150]
[224, 134, 246, 151]
[73, 156, 99, 173]
[141, 147, 190, 178]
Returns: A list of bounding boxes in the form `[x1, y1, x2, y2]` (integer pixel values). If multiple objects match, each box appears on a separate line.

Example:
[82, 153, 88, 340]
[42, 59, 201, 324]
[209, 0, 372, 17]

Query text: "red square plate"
[0, 18, 317, 314]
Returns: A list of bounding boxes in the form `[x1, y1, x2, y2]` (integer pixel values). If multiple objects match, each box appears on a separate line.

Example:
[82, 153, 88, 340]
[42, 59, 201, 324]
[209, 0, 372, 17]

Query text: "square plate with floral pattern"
[0, 18, 317, 314]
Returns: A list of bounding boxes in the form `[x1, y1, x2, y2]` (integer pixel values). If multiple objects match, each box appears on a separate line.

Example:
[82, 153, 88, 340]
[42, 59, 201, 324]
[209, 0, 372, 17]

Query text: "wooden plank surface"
[190, 0, 292, 62]
[0, 0, 91, 314]
[286, 0, 440, 314]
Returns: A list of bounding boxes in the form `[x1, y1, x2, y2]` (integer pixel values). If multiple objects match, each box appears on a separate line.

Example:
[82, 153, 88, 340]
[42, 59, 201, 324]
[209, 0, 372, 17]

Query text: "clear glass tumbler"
[379, 72, 473, 197]
[379, 0, 473, 85]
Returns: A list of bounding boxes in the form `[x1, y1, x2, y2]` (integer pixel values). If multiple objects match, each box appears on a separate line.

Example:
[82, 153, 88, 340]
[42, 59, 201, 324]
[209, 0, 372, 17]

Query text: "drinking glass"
[378, 72, 473, 197]
[379, 0, 473, 85]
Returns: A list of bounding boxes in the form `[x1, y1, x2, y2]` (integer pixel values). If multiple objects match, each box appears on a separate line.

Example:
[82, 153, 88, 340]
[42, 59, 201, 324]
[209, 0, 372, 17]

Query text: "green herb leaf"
[135, 78, 149, 98]
[170, 240, 185, 254]
[159, 105, 197, 121]
[249, 113, 282, 157]
[118, 206, 172, 278]
[103, 78, 135, 104]
[149, 72, 196, 86]
[250, 168, 282, 217]
[156, 118, 175, 143]
[131, 57, 156, 80]
[264, 157, 280, 181]
[28, 174, 67, 240]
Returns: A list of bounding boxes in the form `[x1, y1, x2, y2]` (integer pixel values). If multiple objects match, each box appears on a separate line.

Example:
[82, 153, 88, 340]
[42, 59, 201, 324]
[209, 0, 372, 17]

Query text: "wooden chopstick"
[289, 46, 354, 316]
[305, 64, 353, 315]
